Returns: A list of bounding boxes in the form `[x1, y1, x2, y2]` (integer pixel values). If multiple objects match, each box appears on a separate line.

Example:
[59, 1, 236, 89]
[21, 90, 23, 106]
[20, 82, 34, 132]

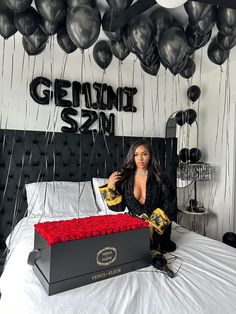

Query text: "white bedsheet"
[1, 217, 236, 314]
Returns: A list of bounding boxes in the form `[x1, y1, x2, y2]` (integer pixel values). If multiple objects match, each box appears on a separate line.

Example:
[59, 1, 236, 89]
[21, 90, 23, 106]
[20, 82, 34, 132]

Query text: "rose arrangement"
[35, 214, 149, 246]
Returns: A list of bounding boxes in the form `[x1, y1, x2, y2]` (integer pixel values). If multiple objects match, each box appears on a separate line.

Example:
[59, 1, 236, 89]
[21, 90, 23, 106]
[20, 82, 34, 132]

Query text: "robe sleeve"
[98, 182, 126, 212]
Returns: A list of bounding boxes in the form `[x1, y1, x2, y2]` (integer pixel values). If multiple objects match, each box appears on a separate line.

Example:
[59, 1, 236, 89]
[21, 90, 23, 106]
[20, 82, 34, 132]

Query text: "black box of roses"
[29, 214, 151, 295]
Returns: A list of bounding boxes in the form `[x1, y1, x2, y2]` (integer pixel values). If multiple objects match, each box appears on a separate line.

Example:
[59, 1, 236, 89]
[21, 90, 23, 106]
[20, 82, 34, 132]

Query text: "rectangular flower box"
[30, 214, 151, 295]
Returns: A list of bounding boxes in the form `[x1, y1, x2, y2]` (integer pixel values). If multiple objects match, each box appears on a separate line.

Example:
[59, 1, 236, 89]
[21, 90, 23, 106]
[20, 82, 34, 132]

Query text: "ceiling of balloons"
[0, 0, 236, 78]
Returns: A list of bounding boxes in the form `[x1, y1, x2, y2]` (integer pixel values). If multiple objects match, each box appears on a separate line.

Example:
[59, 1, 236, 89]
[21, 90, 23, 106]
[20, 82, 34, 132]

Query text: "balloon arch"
[0, 1, 236, 77]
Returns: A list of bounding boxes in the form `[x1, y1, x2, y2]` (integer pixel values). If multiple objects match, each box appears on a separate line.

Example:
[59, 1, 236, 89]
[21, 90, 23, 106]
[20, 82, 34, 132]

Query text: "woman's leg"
[151, 223, 176, 253]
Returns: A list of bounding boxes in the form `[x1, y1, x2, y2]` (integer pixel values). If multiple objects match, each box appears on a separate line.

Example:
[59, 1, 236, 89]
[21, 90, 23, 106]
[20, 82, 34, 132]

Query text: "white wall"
[198, 59, 236, 240]
[0, 32, 234, 241]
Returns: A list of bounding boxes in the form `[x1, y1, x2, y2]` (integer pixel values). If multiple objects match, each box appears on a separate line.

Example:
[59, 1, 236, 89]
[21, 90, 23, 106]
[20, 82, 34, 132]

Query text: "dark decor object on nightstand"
[223, 232, 236, 249]
[179, 163, 212, 213]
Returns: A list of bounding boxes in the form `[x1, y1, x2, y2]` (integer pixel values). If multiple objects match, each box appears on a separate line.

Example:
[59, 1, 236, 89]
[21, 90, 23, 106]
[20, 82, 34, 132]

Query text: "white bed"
[1, 216, 236, 314]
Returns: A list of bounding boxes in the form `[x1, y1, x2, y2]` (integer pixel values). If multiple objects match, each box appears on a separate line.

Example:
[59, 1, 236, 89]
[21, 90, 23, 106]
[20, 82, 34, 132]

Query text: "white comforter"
[1, 217, 236, 314]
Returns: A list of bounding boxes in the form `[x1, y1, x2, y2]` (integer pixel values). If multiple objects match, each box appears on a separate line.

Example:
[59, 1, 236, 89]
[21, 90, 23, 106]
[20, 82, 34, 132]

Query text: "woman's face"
[134, 145, 151, 170]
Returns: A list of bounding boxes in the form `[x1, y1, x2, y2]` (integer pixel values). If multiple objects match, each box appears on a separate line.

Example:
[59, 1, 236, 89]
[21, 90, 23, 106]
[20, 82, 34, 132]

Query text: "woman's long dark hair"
[119, 140, 162, 181]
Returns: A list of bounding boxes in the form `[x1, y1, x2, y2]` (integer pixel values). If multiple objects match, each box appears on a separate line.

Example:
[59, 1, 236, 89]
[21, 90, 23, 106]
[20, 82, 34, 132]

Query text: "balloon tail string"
[131, 57, 136, 137]
[62, 53, 68, 78]
[4, 37, 15, 130]
[79, 50, 85, 135]
[171, 74, 174, 115]
[163, 68, 167, 120]
[46, 37, 56, 133]
[151, 75, 158, 137]
[10, 35, 16, 91]
[1, 39, 5, 77]
[24, 55, 31, 131]
[156, 75, 160, 136]
[214, 68, 222, 156]
[21, 49, 25, 82]
[0, 39, 6, 128]
[220, 61, 229, 149]
[31, 55, 36, 82]
[197, 48, 203, 129]
[88, 48, 95, 84]
[141, 70, 145, 138]
[99, 70, 111, 156]
[35, 47, 46, 130]
[118, 60, 124, 137]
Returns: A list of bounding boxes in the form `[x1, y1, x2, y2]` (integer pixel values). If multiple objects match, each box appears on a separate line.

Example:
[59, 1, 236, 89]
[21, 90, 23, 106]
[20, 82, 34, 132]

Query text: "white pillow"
[92, 178, 128, 215]
[26, 181, 98, 218]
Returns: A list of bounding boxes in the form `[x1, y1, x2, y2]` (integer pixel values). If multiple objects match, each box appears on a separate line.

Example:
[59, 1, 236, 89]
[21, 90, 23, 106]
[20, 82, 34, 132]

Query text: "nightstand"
[178, 208, 209, 236]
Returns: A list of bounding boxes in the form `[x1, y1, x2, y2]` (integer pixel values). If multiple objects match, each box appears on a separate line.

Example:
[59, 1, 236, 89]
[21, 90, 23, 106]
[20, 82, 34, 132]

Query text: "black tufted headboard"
[0, 129, 177, 251]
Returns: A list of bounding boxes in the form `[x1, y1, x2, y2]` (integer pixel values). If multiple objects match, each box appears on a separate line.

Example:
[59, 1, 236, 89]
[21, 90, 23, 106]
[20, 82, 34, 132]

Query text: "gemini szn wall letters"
[30, 76, 138, 135]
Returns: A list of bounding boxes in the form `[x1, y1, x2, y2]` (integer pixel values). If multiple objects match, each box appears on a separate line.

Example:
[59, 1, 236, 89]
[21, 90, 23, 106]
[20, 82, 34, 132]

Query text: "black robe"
[107, 171, 177, 222]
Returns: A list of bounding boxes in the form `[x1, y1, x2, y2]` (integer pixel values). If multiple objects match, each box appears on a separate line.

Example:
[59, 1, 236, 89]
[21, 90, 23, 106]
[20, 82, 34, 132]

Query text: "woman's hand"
[108, 171, 121, 188]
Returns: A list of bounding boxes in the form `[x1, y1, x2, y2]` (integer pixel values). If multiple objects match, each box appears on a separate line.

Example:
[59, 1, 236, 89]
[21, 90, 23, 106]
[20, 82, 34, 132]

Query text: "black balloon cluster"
[175, 109, 197, 126]
[184, 2, 236, 66]
[179, 147, 202, 164]
[0, 1, 236, 75]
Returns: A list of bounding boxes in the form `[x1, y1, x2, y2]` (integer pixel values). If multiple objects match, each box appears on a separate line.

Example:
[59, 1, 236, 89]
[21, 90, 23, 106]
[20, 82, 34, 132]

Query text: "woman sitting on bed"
[99, 140, 177, 270]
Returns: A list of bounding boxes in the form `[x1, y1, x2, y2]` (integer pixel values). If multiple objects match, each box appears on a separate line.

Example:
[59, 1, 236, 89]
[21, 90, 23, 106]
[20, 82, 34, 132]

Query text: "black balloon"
[67, 6, 101, 50]
[57, 25, 78, 54]
[184, 1, 213, 22]
[217, 21, 236, 36]
[186, 44, 195, 56]
[179, 148, 190, 163]
[190, 148, 201, 163]
[187, 85, 201, 102]
[0, 1, 11, 13]
[67, 0, 97, 8]
[40, 19, 62, 36]
[217, 8, 236, 36]
[150, 7, 173, 43]
[109, 39, 130, 61]
[185, 109, 197, 125]
[169, 54, 188, 75]
[102, 9, 125, 41]
[217, 8, 236, 29]
[180, 56, 196, 79]
[207, 37, 230, 65]
[140, 58, 160, 76]
[217, 32, 236, 50]
[158, 27, 188, 69]
[126, 15, 155, 55]
[93, 40, 113, 69]
[22, 38, 47, 55]
[35, 0, 67, 23]
[136, 43, 159, 67]
[22, 27, 48, 55]
[106, 0, 133, 12]
[3, 0, 32, 13]
[186, 25, 212, 50]
[123, 31, 137, 53]
[14, 7, 40, 36]
[0, 11, 17, 39]
[188, 6, 216, 34]
[175, 111, 186, 126]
